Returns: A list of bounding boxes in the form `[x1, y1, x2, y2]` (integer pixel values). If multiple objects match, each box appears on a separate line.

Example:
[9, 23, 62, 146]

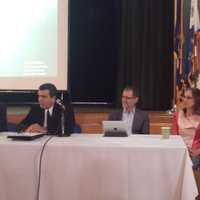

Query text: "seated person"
[0, 103, 7, 132]
[172, 87, 200, 169]
[108, 86, 149, 134]
[17, 83, 75, 135]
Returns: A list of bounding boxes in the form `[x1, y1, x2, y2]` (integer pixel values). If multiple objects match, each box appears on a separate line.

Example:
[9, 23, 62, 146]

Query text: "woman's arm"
[189, 148, 200, 157]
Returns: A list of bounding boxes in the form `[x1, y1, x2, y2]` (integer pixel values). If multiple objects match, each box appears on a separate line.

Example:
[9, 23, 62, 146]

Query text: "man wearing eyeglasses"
[108, 86, 149, 134]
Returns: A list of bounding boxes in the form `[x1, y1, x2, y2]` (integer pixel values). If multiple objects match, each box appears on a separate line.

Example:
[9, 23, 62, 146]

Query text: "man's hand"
[25, 123, 47, 133]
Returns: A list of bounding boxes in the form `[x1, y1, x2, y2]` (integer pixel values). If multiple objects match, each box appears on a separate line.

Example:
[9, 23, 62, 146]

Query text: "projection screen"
[0, 0, 68, 90]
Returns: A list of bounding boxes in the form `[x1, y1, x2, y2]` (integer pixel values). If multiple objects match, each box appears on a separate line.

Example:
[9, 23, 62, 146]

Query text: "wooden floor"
[7, 108, 173, 134]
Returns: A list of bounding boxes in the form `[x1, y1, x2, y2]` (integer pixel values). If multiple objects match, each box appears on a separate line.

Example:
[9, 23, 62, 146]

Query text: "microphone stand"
[60, 92, 65, 137]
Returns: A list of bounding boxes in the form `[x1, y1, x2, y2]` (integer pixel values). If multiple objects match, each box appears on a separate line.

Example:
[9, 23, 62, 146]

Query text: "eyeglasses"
[122, 96, 135, 100]
[183, 96, 193, 100]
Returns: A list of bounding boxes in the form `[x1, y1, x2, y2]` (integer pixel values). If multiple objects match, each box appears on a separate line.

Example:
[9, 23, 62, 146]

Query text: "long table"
[0, 134, 198, 200]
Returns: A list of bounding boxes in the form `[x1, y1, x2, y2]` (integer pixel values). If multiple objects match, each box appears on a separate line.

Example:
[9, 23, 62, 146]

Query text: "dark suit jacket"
[0, 104, 7, 132]
[17, 103, 75, 135]
[108, 108, 149, 134]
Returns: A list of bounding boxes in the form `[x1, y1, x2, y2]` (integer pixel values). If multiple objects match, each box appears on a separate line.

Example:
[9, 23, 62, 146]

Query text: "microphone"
[56, 99, 65, 110]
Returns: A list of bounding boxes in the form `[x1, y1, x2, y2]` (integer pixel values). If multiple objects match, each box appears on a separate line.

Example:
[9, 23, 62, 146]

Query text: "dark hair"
[184, 87, 200, 115]
[123, 86, 138, 97]
[39, 83, 57, 97]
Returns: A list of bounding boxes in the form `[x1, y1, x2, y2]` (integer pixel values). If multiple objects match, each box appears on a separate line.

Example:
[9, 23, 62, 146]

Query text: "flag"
[174, 0, 184, 105]
[174, 0, 200, 106]
[185, 0, 200, 86]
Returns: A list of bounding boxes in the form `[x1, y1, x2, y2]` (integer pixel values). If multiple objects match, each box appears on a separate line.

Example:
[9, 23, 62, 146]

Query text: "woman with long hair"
[172, 87, 200, 169]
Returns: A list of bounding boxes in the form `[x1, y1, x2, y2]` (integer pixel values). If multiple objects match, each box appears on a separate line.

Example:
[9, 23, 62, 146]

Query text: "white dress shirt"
[43, 106, 54, 128]
[122, 108, 135, 135]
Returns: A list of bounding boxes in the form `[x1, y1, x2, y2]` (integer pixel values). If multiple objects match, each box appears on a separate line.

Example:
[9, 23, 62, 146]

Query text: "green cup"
[161, 127, 171, 139]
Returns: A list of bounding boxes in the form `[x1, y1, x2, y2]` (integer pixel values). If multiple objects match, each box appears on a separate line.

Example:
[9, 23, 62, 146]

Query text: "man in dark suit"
[109, 86, 149, 134]
[0, 104, 7, 132]
[17, 83, 75, 136]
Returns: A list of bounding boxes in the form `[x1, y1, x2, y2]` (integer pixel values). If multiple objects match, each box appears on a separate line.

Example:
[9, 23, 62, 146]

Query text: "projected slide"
[0, 0, 57, 77]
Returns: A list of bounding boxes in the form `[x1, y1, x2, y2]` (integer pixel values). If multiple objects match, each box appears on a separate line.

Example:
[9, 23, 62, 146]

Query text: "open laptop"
[7, 132, 46, 141]
[102, 121, 128, 137]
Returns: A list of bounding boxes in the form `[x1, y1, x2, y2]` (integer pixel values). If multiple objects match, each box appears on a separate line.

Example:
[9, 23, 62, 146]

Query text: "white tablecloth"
[0, 133, 198, 200]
